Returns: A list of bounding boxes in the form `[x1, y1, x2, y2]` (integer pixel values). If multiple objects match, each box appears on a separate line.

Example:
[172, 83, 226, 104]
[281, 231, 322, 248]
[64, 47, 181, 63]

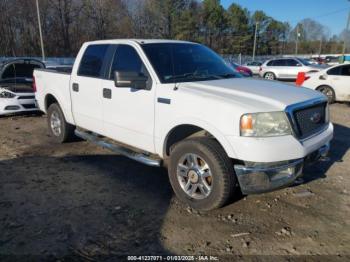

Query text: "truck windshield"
[141, 43, 240, 83]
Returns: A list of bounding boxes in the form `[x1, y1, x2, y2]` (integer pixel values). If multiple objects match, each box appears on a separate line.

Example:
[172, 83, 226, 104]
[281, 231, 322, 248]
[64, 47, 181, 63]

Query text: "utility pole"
[342, 10, 350, 58]
[252, 22, 259, 61]
[36, 0, 45, 61]
[319, 38, 322, 56]
[295, 24, 299, 55]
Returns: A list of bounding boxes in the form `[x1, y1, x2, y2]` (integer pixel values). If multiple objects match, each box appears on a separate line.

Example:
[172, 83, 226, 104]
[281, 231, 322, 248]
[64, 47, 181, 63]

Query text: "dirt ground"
[0, 103, 349, 261]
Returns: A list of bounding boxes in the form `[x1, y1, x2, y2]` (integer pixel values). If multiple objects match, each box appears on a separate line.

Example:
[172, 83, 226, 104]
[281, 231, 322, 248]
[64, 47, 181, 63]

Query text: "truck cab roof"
[84, 39, 195, 45]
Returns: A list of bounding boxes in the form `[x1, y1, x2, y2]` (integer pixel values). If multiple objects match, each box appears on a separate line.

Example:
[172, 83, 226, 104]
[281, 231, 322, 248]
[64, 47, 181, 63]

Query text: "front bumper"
[0, 97, 38, 116]
[234, 143, 330, 194]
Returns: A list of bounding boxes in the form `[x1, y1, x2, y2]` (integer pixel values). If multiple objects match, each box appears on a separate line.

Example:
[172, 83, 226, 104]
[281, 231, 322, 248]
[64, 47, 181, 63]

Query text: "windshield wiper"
[165, 73, 196, 81]
[166, 73, 222, 82]
[215, 73, 238, 79]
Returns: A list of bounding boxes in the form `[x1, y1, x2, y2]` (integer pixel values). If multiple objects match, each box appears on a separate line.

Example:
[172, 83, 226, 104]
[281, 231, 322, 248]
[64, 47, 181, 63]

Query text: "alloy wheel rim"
[177, 153, 213, 200]
[320, 87, 333, 101]
[50, 111, 62, 136]
[265, 73, 274, 80]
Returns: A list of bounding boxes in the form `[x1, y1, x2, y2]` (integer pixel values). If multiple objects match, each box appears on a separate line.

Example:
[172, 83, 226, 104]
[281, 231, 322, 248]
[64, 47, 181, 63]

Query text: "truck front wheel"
[47, 103, 75, 143]
[168, 138, 237, 210]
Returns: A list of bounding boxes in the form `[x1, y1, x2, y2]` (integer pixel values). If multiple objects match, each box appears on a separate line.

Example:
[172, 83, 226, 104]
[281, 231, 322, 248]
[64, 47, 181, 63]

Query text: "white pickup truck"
[34, 40, 333, 210]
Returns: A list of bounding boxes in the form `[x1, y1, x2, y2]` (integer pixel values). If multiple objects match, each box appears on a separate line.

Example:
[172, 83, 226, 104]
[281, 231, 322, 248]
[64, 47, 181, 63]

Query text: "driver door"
[101, 44, 156, 153]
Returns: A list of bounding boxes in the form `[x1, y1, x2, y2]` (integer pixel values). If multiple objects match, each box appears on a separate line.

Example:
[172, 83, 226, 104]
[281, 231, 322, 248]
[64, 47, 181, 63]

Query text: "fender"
[158, 117, 238, 159]
[44, 90, 75, 125]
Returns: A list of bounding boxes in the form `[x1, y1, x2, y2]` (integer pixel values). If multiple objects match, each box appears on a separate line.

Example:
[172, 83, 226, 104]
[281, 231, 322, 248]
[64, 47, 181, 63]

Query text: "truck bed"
[34, 68, 74, 124]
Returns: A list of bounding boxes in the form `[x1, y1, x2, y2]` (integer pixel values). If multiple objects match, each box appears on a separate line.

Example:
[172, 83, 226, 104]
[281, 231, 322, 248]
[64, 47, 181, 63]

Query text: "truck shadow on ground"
[300, 123, 350, 185]
[0, 154, 174, 259]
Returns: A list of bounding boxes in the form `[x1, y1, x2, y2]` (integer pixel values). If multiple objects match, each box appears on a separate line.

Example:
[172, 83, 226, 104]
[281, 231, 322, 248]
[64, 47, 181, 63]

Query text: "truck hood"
[178, 78, 325, 112]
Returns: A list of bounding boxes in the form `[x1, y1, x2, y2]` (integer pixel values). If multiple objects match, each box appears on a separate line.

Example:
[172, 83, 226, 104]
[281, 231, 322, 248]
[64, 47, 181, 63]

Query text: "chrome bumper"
[234, 143, 330, 194]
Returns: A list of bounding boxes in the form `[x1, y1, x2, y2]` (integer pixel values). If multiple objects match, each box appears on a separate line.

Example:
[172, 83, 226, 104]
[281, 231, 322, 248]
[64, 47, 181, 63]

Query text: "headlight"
[240, 112, 292, 137]
[0, 91, 16, 98]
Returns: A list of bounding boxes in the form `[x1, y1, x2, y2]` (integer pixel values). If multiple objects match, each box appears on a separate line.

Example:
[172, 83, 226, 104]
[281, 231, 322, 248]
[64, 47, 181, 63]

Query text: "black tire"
[168, 137, 237, 211]
[264, 72, 276, 80]
[316, 85, 335, 104]
[47, 103, 75, 143]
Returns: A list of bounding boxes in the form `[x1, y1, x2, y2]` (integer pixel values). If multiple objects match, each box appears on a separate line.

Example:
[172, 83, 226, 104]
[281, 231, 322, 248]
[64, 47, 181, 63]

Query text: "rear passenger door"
[267, 59, 284, 78]
[284, 59, 302, 79]
[71, 44, 109, 134]
[329, 65, 350, 100]
[100, 44, 156, 153]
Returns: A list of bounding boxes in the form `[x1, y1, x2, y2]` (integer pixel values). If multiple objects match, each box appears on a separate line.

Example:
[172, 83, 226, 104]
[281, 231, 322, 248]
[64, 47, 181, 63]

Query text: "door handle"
[103, 88, 112, 99]
[72, 83, 79, 92]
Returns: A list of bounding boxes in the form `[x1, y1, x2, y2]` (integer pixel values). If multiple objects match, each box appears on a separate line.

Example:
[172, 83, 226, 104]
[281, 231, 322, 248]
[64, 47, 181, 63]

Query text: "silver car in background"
[259, 57, 324, 81]
[244, 61, 262, 75]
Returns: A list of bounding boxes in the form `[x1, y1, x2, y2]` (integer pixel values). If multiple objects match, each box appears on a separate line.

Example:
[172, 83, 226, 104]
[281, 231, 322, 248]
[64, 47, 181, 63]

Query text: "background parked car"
[228, 62, 253, 77]
[302, 63, 350, 103]
[259, 57, 324, 81]
[325, 56, 340, 66]
[244, 61, 262, 75]
[0, 58, 44, 115]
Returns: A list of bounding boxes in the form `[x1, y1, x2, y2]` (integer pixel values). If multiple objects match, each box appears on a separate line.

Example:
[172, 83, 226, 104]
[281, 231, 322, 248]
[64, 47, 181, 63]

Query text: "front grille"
[22, 104, 36, 109]
[292, 102, 327, 139]
[18, 96, 35, 100]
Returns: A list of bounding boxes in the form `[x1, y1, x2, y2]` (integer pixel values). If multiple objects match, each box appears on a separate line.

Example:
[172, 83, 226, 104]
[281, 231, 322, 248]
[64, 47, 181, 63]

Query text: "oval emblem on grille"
[310, 112, 321, 123]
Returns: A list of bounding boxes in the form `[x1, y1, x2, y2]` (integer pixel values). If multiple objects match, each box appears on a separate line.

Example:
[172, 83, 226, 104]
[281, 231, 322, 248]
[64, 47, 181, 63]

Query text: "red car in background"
[228, 62, 253, 77]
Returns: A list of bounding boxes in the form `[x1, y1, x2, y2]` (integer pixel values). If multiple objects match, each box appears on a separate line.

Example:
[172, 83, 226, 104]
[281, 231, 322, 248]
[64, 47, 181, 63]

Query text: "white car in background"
[0, 59, 45, 115]
[325, 56, 340, 66]
[259, 57, 324, 81]
[303, 63, 350, 103]
[244, 61, 262, 75]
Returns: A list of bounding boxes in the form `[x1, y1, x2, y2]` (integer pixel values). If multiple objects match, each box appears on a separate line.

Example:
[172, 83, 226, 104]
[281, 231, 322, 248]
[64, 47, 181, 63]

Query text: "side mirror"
[114, 71, 148, 89]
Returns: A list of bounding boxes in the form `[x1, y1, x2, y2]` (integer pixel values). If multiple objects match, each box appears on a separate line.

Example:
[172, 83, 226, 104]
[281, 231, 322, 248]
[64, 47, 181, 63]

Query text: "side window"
[273, 60, 285, 66]
[267, 60, 274, 66]
[285, 59, 299, 66]
[341, 65, 350, 76]
[110, 45, 146, 79]
[78, 45, 109, 77]
[327, 67, 341, 76]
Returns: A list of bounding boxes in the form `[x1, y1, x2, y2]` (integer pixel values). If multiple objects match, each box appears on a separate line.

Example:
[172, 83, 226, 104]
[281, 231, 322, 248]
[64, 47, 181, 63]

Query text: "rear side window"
[78, 44, 109, 77]
[271, 59, 285, 66]
[327, 66, 341, 76]
[109, 45, 144, 79]
[285, 59, 299, 66]
[341, 65, 350, 76]
[267, 60, 275, 66]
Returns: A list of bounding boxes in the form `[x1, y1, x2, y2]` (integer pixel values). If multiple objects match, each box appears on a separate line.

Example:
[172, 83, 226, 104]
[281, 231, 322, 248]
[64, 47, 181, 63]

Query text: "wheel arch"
[161, 121, 237, 160]
[264, 71, 276, 79]
[44, 93, 74, 124]
[316, 84, 336, 101]
[45, 93, 59, 111]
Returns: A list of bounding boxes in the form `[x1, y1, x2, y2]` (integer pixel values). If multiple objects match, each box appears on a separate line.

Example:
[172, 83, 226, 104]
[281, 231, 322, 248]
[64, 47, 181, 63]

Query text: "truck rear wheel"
[47, 103, 75, 143]
[168, 138, 237, 210]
